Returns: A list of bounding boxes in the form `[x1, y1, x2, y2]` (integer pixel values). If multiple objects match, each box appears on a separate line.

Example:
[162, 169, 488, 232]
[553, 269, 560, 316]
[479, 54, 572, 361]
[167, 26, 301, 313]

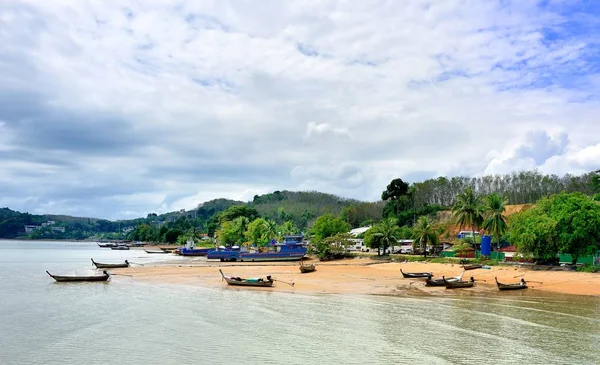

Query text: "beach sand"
[113, 257, 600, 297]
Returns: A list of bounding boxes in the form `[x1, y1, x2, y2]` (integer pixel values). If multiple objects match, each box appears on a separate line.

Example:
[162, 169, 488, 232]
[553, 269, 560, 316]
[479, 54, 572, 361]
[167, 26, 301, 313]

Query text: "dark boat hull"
[91, 258, 129, 269]
[110, 246, 130, 250]
[219, 269, 274, 287]
[47, 271, 110, 282]
[145, 249, 168, 254]
[443, 276, 474, 289]
[300, 264, 316, 273]
[401, 269, 432, 278]
[462, 264, 482, 270]
[495, 277, 528, 290]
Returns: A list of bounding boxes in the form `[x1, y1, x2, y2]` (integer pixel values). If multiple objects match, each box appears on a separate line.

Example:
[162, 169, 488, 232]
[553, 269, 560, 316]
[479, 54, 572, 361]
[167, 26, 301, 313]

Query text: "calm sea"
[1, 240, 599, 365]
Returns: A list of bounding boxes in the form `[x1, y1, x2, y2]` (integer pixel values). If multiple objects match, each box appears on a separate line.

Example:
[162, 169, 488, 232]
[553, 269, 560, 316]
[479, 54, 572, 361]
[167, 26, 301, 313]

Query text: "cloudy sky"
[1, 1, 599, 220]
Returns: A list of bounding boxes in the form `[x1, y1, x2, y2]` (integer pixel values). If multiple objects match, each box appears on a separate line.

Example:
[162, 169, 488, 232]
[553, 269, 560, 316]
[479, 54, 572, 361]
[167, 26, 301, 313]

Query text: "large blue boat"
[207, 235, 307, 262]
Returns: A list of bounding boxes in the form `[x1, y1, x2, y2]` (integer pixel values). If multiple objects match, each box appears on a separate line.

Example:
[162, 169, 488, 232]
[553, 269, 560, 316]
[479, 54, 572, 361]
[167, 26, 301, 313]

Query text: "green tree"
[310, 214, 351, 243]
[216, 220, 241, 246]
[369, 218, 401, 255]
[218, 205, 259, 224]
[278, 220, 299, 237]
[509, 192, 600, 263]
[245, 218, 270, 246]
[314, 233, 353, 260]
[482, 193, 509, 251]
[452, 187, 483, 245]
[411, 216, 439, 257]
[165, 229, 183, 244]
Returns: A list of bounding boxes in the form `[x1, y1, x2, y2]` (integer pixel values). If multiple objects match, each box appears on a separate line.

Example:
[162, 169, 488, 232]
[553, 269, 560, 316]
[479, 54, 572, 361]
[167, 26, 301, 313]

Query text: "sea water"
[1, 240, 599, 365]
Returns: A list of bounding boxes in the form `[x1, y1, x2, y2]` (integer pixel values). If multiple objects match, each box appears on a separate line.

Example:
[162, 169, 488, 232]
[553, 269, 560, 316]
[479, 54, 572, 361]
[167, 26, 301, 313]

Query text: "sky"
[1, 0, 600, 220]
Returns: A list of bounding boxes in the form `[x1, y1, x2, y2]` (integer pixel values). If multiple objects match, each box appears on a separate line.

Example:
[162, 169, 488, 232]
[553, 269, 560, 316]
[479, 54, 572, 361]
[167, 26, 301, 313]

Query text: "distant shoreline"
[112, 258, 600, 298]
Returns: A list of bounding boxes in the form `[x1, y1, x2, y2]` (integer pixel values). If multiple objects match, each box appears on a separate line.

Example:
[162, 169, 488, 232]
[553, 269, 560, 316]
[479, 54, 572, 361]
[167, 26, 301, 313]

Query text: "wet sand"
[113, 257, 600, 297]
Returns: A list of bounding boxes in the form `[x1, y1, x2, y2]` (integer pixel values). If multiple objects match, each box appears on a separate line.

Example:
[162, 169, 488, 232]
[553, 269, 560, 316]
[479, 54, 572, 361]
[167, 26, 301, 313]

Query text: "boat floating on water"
[47, 270, 110, 282]
[91, 258, 129, 269]
[110, 245, 129, 251]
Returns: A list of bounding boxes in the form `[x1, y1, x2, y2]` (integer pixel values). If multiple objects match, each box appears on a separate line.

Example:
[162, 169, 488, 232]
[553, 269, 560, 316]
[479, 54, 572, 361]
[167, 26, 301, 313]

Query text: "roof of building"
[349, 226, 371, 237]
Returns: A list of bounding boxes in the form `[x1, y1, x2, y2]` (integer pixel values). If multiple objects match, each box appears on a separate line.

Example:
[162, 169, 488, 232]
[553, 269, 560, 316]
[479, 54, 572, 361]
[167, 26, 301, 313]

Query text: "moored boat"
[219, 269, 274, 287]
[425, 271, 465, 286]
[145, 249, 169, 254]
[299, 261, 316, 273]
[110, 245, 130, 250]
[47, 270, 110, 282]
[180, 247, 212, 256]
[97, 242, 117, 248]
[495, 277, 528, 290]
[462, 264, 483, 270]
[91, 258, 129, 268]
[400, 269, 433, 278]
[443, 276, 475, 289]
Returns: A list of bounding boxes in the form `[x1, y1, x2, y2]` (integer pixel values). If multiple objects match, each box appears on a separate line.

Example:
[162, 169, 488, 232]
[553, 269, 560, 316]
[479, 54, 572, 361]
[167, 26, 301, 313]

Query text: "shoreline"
[113, 257, 600, 297]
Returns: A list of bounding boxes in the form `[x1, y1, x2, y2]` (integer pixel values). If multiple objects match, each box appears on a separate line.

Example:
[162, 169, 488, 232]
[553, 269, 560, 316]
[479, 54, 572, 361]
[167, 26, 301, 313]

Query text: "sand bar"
[113, 257, 600, 297]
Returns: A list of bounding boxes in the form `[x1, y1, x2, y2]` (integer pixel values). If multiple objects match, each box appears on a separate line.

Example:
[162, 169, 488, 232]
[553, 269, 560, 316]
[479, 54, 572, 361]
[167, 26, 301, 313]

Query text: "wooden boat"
[299, 262, 316, 273]
[110, 245, 130, 250]
[461, 264, 483, 270]
[97, 242, 116, 248]
[495, 277, 528, 291]
[425, 271, 464, 286]
[91, 258, 129, 269]
[145, 249, 169, 254]
[159, 247, 175, 253]
[47, 270, 110, 282]
[443, 276, 475, 289]
[219, 269, 274, 287]
[400, 269, 432, 278]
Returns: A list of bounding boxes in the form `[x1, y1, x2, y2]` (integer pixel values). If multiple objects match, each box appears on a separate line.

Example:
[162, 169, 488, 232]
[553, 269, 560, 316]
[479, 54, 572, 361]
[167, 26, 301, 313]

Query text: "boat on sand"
[219, 269, 274, 287]
[495, 277, 528, 290]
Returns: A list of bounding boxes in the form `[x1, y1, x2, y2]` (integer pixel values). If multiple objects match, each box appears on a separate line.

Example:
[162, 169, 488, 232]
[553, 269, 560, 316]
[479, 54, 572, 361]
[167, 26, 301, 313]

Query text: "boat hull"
[47, 271, 110, 282]
[495, 277, 528, 290]
[400, 269, 432, 278]
[219, 269, 274, 287]
[91, 259, 129, 269]
[299, 264, 316, 273]
[240, 254, 305, 262]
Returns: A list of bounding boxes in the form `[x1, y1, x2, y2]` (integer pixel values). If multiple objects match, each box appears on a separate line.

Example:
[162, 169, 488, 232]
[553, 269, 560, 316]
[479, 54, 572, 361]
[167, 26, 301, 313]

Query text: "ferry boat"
[207, 235, 307, 262]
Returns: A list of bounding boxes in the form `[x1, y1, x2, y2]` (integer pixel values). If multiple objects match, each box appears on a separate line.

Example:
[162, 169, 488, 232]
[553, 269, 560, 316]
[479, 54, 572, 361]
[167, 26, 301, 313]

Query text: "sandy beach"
[113, 256, 600, 297]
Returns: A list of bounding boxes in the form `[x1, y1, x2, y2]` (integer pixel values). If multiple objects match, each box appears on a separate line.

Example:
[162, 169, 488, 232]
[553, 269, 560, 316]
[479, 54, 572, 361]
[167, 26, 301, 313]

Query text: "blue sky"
[1, 0, 599, 219]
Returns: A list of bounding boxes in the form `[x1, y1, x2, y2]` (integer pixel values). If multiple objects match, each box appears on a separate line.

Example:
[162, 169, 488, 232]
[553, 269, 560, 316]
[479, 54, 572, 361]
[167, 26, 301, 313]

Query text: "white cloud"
[0, 0, 599, 218]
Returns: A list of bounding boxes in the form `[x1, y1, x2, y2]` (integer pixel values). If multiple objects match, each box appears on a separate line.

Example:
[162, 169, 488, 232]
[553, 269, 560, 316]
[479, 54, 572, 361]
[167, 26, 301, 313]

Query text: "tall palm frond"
[482, 193, 509, 250]
[452, 187, 484, 245]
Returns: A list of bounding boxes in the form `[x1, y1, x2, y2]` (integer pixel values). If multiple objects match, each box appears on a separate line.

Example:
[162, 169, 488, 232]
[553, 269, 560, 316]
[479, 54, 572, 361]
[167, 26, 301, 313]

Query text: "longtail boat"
[299, 261, 316, 273]
[91, 258, 129, 269]
[97, 242, 117, 248]
[401, 269, 433, 278]
[47, 270, 110, 282]
[219, 269, 274, 287]
[110, 245, 129, 251]
[461, 264, 483, 270]
[495, 277, 528, 291]
[145, 249, 169, 254]
[425, 271, 465, 287]
[443, 276, 475, 289]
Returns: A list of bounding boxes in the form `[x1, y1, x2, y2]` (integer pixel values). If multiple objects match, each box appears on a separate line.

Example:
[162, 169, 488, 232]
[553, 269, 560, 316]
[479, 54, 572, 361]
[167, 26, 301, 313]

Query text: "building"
[24, 225, 40, 233]
[349, 226, 371, 237]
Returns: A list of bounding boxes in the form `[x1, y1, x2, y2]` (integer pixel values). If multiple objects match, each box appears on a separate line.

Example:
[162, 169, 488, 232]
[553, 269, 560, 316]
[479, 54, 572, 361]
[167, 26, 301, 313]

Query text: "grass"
[575, 265, 600, 273]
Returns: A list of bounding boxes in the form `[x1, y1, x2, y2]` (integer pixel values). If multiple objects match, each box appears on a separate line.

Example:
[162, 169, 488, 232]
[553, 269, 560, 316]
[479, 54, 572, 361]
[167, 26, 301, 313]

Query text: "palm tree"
[412, 216, 439, 257]
[482, 193, 509, 251]
[452, 187, 484, 246]
[265, 219, 279, 242]
[372, 218, 401, 255]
